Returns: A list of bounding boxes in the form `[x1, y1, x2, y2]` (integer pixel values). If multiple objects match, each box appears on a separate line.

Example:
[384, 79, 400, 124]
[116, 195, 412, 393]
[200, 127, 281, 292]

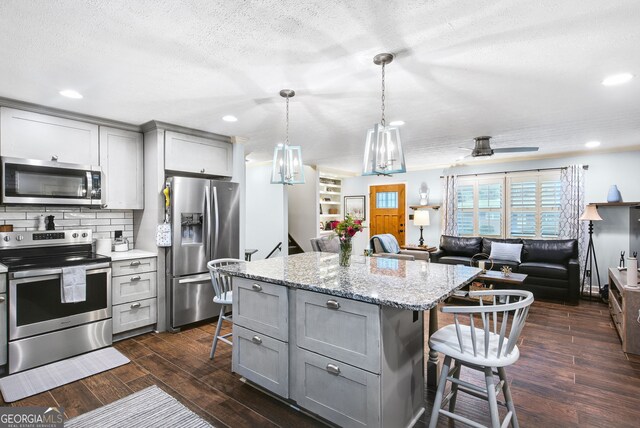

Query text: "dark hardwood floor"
[3, 299, 640, 427]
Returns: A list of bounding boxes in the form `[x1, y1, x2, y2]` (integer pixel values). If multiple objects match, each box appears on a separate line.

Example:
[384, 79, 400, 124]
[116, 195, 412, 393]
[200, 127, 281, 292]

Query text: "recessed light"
[389, 120, 405, 126]
[585, 141, 601, 148]
[59, 89, 83, 99]
[601, 73, 633, 86]
[222, 115, 238, 122]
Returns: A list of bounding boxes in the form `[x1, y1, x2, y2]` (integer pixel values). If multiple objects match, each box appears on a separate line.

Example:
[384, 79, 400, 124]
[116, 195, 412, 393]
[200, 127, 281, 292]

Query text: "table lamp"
[413, 210, 430, 247]
[579, 204, 603, 300]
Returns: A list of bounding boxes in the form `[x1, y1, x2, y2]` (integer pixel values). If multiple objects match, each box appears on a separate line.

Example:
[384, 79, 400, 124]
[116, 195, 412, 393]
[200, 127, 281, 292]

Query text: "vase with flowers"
[330, 215, 365, 267]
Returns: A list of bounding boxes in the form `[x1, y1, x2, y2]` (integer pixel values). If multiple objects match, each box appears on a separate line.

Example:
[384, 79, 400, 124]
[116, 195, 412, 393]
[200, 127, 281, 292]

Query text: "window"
[376, 191, 398, 208]
[456, 171, 561, 239]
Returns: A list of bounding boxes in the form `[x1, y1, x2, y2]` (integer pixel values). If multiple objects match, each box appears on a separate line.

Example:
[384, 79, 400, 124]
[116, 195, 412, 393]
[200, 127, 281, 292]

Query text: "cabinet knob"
[326, 299, 340, 310]
[252, 283, 262, 292]
[0, 296, 5, 303]
[130, 302, 141, 309]
[326, 363, 341, 375]
[252, 335, 262, 345]
[130, 275, 141, 281]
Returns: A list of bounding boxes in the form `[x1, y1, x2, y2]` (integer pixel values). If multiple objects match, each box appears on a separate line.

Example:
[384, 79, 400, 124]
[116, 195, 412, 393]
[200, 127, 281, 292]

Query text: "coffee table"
[400, 245, 437, 252]
[476, 270, 528, 286]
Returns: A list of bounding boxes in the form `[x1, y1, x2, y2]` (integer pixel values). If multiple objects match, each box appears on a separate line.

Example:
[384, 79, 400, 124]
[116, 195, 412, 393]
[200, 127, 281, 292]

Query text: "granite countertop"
[218, 252, 481, 310]
[107, 249, 158, 261]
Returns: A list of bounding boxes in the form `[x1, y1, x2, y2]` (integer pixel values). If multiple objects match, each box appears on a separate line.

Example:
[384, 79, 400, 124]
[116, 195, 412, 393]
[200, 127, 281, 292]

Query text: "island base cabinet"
[293, 348, 381, 428]
[233, 325, 289, 398]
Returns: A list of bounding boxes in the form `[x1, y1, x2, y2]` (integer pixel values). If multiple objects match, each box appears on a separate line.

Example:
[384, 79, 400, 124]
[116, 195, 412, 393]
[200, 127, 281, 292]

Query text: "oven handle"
[9, 262, 112, 279]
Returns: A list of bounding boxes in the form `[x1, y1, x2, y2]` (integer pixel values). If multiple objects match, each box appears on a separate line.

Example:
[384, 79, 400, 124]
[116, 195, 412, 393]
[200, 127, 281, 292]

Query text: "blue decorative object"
[607, 185, 622, 203]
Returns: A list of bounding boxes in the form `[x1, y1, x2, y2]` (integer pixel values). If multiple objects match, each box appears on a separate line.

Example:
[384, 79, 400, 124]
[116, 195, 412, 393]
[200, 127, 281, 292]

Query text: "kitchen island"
[219, 253, 479, 428]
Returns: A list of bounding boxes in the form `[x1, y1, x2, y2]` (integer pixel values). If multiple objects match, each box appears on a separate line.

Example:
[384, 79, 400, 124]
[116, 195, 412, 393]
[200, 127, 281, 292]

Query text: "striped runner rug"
[66, 385, 213, 428]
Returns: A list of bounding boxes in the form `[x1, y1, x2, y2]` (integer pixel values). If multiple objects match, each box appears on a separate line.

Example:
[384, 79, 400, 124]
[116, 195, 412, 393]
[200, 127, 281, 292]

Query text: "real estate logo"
[0, 406, 64, 428]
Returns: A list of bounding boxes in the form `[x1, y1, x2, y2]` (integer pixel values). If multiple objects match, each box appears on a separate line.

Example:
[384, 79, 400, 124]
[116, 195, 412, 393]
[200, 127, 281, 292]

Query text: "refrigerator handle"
[204, 185, 211, 259]
[212, 185, 220, 260]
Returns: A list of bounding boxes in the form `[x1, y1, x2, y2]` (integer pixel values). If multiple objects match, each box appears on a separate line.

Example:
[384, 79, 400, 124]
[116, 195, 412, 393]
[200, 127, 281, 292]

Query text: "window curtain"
[559, 165, 586, 269]
[441, 175, 458, 236]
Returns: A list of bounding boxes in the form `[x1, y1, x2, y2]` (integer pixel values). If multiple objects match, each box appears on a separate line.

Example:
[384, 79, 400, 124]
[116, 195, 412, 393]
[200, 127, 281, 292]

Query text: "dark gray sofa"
[431, 235, 580, 304]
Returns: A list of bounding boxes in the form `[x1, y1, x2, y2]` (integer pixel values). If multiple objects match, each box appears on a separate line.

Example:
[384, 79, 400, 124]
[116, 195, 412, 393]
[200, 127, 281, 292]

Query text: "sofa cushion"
[440, 235, 482, 257]
[438, 256, 473, 266]
[522, 239, 577, 264]
[482, 238, 523, 255]
[489, 242, 523, 263]
[519, 262, 568, 280]
[317, 237, 340, 253]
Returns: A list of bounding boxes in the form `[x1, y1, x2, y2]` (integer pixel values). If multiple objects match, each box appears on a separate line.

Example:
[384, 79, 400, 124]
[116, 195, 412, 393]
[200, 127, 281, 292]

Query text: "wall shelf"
[409, 204, 441, 211]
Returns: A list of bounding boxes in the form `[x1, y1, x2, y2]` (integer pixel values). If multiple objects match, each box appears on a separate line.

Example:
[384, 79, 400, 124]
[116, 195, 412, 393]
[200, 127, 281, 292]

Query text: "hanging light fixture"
[271, 89, 305, 185]
[363, 53, 406, 176]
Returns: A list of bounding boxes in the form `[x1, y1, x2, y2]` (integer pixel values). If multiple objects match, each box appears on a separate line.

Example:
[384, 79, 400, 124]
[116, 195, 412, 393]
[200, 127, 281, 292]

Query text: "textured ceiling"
[1, 0, 639, 172]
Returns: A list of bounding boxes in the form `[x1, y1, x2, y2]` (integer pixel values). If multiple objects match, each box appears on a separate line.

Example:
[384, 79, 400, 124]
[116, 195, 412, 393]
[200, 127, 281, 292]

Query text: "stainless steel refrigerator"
[166, 176, 240, 330]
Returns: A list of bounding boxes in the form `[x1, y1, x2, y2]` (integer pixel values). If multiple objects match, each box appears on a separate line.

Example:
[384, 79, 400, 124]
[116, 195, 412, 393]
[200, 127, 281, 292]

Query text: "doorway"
[369, 184, 406, 245]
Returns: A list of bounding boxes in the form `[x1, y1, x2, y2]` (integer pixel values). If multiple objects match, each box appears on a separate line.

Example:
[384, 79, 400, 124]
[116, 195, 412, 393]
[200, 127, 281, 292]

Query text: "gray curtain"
[441, 175, 458, 236]
[559, 165, 587, 270]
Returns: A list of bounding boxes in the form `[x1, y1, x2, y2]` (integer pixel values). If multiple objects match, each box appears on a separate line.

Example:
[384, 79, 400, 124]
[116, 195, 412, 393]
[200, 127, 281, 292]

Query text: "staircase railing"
[266, 242, 282, 259]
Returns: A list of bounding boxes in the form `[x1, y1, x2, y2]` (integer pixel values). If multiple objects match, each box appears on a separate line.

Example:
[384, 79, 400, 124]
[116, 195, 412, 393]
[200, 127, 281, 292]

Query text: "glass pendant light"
[363, 53, 406, 176]
[271, 89, 305, 185]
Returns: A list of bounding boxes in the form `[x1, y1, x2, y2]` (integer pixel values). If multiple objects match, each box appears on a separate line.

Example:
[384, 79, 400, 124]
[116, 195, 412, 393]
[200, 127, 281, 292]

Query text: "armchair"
[370, 234, 430, 262]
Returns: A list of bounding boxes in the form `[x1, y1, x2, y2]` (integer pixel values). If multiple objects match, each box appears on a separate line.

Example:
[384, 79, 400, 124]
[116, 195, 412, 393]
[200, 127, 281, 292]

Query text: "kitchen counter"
[106, 249, 157, 261]
[218, 252, 480, 310]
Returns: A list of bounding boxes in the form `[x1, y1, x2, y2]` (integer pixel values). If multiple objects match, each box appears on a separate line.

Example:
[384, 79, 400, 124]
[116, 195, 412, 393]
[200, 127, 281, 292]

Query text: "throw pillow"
[489, 242, 523, 263]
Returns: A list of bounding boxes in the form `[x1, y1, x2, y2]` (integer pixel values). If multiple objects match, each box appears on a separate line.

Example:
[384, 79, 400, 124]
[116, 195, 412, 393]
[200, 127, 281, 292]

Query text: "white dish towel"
[61, 266, 87, 303]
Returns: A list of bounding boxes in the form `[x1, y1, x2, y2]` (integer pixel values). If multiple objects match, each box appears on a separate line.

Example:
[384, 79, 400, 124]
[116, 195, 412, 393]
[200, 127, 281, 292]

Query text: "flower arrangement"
[330, 215, 365, 267]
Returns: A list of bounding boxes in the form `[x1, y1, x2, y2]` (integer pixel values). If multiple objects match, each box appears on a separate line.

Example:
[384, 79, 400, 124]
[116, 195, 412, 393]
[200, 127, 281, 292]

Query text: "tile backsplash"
[0, 205, 134, 248]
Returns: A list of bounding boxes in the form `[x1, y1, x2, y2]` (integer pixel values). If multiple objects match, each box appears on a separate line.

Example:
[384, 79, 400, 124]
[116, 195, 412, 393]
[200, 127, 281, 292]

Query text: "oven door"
[1, 157, 102, 206]
[9, 264, 111, 340]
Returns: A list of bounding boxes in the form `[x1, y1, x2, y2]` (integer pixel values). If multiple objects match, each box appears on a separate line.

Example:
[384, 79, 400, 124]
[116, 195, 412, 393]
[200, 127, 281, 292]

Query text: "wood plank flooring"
[2, 299, 640, 427]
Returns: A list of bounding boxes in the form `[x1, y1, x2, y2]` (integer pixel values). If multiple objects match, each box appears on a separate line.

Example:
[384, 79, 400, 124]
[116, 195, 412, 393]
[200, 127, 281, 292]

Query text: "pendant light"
[271, 89, 305, 185]
[363, 53, 406, 176]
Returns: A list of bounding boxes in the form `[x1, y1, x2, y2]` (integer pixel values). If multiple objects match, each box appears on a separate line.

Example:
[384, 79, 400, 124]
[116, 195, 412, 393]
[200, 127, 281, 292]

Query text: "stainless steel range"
[0, 229, 112, 374]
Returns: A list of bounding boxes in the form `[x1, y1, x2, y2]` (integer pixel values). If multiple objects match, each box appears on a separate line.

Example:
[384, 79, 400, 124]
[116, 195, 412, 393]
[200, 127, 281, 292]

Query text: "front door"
[369, 184, 406, 246]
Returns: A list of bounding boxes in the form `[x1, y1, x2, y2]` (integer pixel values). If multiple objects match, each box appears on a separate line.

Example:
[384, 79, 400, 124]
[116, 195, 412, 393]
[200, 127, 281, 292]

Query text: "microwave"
[1, 157, 102, 206]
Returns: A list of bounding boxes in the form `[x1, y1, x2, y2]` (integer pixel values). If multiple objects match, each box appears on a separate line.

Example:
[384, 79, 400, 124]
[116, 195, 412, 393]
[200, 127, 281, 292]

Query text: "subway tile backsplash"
[0, 205, 135, 248]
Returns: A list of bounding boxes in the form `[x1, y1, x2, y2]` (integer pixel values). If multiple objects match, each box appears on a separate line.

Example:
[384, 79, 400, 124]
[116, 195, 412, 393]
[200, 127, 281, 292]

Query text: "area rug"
[0, 347, 129, 402]
[65, 385, 213, 428]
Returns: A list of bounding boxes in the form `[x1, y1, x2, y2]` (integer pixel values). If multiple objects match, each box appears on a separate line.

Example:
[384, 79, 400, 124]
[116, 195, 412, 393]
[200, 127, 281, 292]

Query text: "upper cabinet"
[99, 127, 144, 210]
[0, 107, 99, 165]
[164, 131, 233, 177]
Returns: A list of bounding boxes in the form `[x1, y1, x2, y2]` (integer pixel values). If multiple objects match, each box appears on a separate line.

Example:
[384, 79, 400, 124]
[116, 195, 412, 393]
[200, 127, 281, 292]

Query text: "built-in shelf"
[409, 204, 441, 210]
[319, 191, 341, 196]
[319, 174, 342, 218]
[320, 201, 340, 205]
[319, 214, 341, 218]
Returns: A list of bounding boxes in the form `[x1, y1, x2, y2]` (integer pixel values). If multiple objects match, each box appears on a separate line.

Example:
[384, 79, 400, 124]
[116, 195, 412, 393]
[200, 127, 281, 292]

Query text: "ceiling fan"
[460, 136, 539, 157]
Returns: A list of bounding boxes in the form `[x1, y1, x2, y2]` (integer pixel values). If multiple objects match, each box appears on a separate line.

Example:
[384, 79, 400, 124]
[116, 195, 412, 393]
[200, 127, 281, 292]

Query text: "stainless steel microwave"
[1, 157, 102, 206]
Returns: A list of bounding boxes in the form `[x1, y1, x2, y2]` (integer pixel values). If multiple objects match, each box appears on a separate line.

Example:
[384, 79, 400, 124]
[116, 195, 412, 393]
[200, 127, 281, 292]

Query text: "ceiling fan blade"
[492, 147, 539, 153]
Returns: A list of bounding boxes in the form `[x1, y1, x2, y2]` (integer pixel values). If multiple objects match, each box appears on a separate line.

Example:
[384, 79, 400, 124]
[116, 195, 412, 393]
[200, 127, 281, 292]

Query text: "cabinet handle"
[130, 261, 141, 267]
[326, 299, 340, 310]
[130, 302, 141, 309]
[130, 275, 141, 281]
[326, 363, 341, 375]
[252, 283, 262, 292]
[51, 155, 58, 161]
[0, 296, 5, 303]
[252, 335, 262, 345]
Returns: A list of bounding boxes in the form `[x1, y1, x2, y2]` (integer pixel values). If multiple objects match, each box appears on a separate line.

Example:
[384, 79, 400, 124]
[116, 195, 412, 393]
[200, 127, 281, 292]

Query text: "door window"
[376, 192, 398, 209]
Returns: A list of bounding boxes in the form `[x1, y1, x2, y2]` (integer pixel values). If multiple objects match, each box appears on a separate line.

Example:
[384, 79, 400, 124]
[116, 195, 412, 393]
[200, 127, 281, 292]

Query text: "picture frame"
[344, 195, 366, 220]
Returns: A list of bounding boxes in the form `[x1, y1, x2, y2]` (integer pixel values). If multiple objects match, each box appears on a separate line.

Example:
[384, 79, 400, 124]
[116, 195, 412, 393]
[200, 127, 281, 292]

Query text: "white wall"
[245, 163, 285, 260]
[343, 149, 640, 285]
[288, 165, 318, 252]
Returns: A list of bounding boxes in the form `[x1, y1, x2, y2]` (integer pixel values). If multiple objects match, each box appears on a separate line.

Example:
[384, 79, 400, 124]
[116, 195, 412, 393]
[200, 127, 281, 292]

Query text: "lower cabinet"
[233, 325, 289, 398]
[111, 256, 157, 338]
[294, 348, 380, 428]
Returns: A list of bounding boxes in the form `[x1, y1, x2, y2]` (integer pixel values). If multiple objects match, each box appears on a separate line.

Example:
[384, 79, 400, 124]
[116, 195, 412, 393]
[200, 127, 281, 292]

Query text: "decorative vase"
[339, 239, 352, 267]
[607, 185, 622, 203]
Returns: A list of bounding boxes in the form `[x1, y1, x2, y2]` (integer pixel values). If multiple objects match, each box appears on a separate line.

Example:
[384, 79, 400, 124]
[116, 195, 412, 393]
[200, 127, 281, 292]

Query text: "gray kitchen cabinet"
[0, 273, 6, 367]
[164, 131, 233, 177]
[99, 127, 144, 209]
[0, 107, 99, 165]
[233, 277, 288, 341]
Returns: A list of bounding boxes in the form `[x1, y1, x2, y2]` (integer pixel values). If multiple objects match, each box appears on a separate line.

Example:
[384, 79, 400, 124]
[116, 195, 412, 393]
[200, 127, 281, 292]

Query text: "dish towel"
[61, 266, 87, 303]
[370, 234, 401, 254]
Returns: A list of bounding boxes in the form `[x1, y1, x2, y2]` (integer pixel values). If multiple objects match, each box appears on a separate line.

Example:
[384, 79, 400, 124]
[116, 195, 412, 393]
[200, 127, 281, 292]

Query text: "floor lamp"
[579, 205, 603, 300]
[413, 210, 430, 247]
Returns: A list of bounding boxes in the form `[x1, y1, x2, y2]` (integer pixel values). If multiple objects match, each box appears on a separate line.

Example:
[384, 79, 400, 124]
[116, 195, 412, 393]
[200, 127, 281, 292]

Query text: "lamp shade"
[579, 204, 603, 221]
[413, 210, 430, 226]
[363, 123, 406, 176]
[271, 144, 305, 185]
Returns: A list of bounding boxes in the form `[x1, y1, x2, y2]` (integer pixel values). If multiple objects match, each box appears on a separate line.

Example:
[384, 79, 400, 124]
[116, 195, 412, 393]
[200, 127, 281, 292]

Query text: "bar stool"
[428, 289, 534, 428]
[207, 258, 243, 360]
